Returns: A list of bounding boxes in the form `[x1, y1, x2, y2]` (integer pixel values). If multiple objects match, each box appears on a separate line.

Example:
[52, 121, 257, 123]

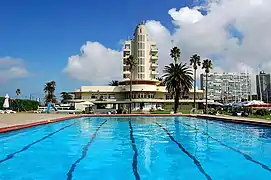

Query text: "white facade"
[122, 22, 159, 81]
[200, 72, 252, 101]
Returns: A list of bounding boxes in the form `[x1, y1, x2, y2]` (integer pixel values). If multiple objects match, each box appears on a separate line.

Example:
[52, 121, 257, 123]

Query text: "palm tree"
[16, 89, 21, 96]
[163, 63, 193, 113]
[125, 55, 137, 113]
[44, 81, 56, 103]
[108, 80, 119, 86]
[60, 92, 73, 103]
[15, 89, 21, 112]
[170, 46, 181, 64]
[190, 54, 201, 108]
[202, 59, 213, 113]
[157, 77, 165, 86]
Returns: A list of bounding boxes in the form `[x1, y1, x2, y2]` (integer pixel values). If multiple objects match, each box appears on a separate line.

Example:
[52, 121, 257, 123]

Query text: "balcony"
[123, 47, 130, 52]
[151, 71, 159, 75]
[123, 55, 129, 59]
[151, 47, 158, 53]
[151, 56, 158, 61]
[123, 71, 131, 74]
[151, 63, 158, 68]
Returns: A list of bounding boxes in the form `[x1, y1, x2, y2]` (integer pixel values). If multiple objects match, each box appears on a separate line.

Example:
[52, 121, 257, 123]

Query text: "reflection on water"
[144, 137, 151, 175]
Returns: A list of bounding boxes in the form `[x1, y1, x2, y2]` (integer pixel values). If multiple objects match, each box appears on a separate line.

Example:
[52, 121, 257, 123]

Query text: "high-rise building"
[256, 71, 271, 102]
[122, 21, 159, 82]
[200, 72, 252, 101]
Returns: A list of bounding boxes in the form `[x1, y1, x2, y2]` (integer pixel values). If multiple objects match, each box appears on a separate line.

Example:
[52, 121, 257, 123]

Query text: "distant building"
[200, 72, 252, 101]
[256, 71, 271, 102]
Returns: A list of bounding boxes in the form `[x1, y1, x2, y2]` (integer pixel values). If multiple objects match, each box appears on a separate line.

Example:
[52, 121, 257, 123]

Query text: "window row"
[137, 74, 145, 79]
[137, 42, 145, 49]
[90, 94, 115, 99]
[128, 93, 154, 99]
[137, 66, 145, 72]
[138, 50, 145, 57]
[137, 35, 145, 41]
[138, 58, 145, 65]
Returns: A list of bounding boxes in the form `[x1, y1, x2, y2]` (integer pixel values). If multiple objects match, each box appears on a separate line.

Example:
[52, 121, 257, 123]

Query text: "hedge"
[0, 97, 39, 111]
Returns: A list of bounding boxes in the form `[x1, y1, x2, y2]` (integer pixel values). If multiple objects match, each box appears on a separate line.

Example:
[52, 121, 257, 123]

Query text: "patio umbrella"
[3, 94, 9, 109]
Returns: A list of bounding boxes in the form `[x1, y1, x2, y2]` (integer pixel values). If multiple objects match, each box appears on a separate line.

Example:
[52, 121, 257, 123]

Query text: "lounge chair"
[5, 110, 16, 114]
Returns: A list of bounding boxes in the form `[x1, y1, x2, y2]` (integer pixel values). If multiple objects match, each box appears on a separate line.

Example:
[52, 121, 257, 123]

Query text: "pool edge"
[1, 114, 270, 133]
[195, 114, 271, 127]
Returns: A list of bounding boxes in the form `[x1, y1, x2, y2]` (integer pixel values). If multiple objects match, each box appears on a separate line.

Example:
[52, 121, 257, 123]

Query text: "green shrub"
[254, 109, 269, 116]
[0, 97, 39, 111]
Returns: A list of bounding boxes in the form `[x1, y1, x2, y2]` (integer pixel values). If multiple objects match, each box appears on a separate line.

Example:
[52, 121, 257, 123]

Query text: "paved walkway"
[0, 113, 76, 128]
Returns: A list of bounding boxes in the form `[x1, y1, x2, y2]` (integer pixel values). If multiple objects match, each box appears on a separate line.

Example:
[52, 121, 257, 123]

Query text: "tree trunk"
[205, 73, 208, 113]
[194, 69, 196, 108]
[129, 73, 132, 114]
[174, 91, 180, 113]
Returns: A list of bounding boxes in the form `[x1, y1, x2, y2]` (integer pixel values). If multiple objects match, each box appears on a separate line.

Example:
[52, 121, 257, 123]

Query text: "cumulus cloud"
[168, 7, 203, 24]
[0, 57, 29, 83]
[64, 0, 271, 93]
[64, 41, 122, 84]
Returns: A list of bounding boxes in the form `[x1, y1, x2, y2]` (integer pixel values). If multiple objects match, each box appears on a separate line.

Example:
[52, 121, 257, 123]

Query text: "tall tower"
[122, 22, 159, 84]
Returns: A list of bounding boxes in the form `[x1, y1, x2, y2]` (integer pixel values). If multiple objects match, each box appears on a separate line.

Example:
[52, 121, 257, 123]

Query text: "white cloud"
[168, 7, 203, 24]
[64, 41, 122, 84]
[0, 57, 29, 83]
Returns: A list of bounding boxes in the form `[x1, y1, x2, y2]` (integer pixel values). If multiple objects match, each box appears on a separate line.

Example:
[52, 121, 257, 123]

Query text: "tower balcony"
[151, 56, 158, 61]
[151, 47, 158, 53]
[151, 63, 158, 68]
[123, 47, 130, 52]
[151, 71, 159, 75]
[123, 71, 131, 74]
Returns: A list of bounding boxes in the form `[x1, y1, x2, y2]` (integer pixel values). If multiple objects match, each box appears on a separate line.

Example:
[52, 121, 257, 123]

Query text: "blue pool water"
[0, 116, 271, 180]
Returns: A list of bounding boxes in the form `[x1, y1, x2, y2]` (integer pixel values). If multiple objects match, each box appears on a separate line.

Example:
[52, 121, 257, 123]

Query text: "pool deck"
[0, 113, 77, 133]
[0, 113, 270, 133]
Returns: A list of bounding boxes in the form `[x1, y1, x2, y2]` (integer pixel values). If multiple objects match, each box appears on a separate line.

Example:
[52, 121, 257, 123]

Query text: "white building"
[122, 22, 159, 82]
[70, 22, 208, 112]
[200, 72, 252, 101]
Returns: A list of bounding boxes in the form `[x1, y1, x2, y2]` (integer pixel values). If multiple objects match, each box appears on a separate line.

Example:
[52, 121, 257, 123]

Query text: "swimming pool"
[0, 116, 270, 180]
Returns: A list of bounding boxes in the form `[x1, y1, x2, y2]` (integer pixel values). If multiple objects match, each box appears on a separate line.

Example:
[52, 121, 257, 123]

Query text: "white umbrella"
[78, 101, 94, 106]
[3, 94, 9, 109]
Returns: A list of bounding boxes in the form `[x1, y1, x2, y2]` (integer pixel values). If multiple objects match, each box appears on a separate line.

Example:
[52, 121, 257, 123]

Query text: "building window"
[166, 94, 173, 99]
[140, 28, 142, 33]
[100, 94, 107, 99]
[142, 35, 145, 41]
[109, 94, 115, 99]
[137, 66, 144, 73]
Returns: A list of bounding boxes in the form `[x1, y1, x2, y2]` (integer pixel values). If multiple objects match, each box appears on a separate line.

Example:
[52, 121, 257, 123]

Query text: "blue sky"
[0, 0, 197, 99]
